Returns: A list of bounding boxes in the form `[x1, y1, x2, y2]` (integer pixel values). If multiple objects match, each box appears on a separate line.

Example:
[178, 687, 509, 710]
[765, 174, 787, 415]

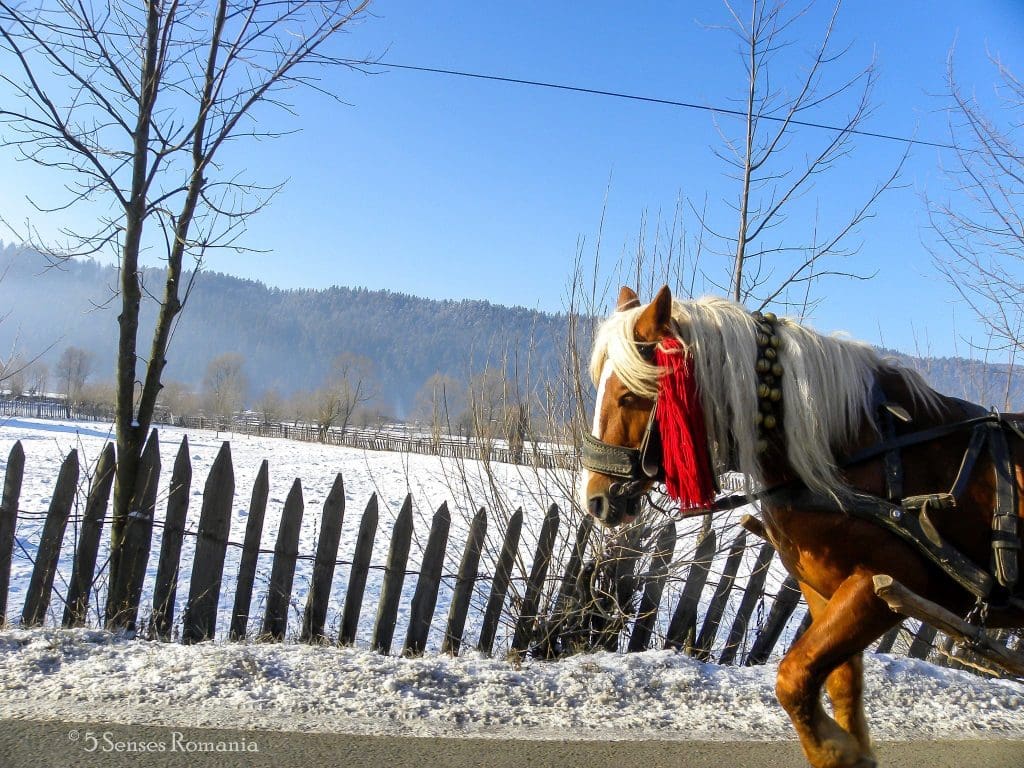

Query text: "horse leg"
[826, 653, 873, 758]
[777, 573, 897, 768]
[801, 587, 875, 759]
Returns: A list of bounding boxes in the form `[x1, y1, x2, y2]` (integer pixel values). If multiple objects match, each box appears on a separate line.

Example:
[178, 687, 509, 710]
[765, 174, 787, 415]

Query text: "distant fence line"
[0, 397, 577, 469]
[0, 429, 988, 671]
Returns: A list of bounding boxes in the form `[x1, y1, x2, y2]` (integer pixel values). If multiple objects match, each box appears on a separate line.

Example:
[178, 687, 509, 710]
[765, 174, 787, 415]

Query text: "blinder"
[581, 400, 662, 488]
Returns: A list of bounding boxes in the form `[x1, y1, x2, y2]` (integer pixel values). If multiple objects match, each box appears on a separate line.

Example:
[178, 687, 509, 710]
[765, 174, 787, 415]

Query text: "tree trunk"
[110, 0, 163, 583]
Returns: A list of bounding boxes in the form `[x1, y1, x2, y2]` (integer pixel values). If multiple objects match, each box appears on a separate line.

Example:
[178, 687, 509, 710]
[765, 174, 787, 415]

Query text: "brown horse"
[582, 285, 1024, 768]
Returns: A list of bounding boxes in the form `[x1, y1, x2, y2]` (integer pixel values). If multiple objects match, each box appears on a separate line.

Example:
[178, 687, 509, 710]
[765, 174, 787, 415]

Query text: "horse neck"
[755, 367, 965, 490]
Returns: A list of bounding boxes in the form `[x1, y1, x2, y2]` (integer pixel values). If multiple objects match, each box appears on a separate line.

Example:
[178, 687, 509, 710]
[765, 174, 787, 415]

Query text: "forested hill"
[1, 243, 1021, 415]
[0, 245, 570, 416]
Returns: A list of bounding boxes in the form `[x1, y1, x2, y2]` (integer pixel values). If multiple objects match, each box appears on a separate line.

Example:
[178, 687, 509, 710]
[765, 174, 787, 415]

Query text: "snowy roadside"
[1, 628, 1022, 742]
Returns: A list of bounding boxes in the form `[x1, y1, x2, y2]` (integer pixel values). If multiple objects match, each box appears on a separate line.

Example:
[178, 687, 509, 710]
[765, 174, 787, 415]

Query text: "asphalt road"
[1, 719, 1021, 768]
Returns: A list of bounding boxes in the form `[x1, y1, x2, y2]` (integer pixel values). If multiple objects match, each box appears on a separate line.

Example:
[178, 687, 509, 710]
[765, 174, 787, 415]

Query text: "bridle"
[580, 397, 663, 501]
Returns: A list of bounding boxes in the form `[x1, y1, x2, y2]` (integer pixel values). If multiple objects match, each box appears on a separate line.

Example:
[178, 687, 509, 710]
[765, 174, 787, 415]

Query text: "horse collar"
[752, 310, 784, 452]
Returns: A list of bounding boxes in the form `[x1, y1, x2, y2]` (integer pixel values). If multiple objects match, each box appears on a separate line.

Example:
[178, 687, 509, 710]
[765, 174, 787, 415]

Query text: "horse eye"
[617, 393, 638, 407]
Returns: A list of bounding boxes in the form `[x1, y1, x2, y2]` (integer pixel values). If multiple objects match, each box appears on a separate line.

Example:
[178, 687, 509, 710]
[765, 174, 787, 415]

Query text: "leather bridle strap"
[580, 402, 660, 482]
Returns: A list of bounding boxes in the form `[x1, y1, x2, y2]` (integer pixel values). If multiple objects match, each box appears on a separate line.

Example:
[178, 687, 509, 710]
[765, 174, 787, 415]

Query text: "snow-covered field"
[1, 417, 1023, 742]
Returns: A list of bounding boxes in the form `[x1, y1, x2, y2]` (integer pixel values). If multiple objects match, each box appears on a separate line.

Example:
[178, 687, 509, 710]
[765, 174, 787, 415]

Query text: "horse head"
[582, 285, 675, 527]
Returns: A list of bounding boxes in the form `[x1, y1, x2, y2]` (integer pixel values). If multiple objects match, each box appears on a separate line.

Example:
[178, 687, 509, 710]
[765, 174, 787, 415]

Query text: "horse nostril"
[588, 495, 606, 521]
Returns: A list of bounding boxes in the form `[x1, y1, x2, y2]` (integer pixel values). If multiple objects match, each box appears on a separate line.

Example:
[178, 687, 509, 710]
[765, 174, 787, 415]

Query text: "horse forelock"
[590, 295, 939, 497]
[589, 305, 663, 400]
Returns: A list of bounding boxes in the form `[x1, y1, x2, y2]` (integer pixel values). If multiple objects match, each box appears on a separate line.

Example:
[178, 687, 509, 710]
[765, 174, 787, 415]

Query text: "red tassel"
[654, 338, 716, 509]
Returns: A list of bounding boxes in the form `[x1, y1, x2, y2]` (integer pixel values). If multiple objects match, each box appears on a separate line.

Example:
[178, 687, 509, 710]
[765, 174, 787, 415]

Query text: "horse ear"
[617, 286, 641, 311]
[635, 285, 672, 341]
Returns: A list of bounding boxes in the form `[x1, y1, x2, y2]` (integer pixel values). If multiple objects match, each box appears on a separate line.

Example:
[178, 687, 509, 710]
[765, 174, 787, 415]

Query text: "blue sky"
[2, 1, 1023, 359]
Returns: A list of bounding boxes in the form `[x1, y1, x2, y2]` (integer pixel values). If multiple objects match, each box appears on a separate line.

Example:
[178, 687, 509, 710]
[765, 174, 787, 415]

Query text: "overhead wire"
[346, 58, 961, 153]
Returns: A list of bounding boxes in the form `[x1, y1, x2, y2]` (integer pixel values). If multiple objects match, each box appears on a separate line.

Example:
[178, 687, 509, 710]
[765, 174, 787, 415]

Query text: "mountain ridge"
[1, 243, 1021, 416]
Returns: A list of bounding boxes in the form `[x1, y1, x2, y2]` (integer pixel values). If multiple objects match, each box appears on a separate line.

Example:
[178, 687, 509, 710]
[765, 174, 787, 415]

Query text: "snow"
[0, 628, 1022, 740]
[1, 417, 1023, 742]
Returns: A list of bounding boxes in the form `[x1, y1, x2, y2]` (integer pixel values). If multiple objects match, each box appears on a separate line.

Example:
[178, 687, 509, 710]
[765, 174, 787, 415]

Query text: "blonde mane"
[590, 296, 938, 497]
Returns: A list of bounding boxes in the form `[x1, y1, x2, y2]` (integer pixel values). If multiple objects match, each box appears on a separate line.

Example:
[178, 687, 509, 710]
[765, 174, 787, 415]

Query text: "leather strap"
[988, 422, 1020, 590]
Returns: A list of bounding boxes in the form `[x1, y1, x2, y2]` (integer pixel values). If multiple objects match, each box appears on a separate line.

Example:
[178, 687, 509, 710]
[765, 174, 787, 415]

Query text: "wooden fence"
[0, 430, 985, 668]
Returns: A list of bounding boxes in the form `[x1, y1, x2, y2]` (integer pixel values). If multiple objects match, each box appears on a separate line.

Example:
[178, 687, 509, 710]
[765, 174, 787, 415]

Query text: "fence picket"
[262, 478, 305, 642]
[0, 441, 26, 625]
[404, 502, 452, 656]
[372, 494, 414, 654]
[301, 473, 346, 643]
[595, 524, 646, 651]
[478, 507, 523, 655]
[628, 521, 677, 652]
[909, 622, 938, 660]
[150, 437, 192, 639]
[552, 517, 594, 618]
[875, 624, 902, 654]
[22, 449, 79, 627]
[694, 530, 747, 661]
[664, 529, 717, 651]
[719, 542, 775, 665]
[340, 493, 379, 646]
[64, 442, 116, 627]
[533, 516, 593, 657]
[106, 430, 161, 631]
[182, 442, 234, 644]
[745, 574, 802, 665]
[230, 459, 269, 640]
[511, 504, 560, 655]
[443, 507, 487, 656]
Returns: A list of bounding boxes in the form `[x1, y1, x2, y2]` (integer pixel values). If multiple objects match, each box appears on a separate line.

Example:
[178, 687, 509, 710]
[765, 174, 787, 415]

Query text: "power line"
[350, 59, 958, 153]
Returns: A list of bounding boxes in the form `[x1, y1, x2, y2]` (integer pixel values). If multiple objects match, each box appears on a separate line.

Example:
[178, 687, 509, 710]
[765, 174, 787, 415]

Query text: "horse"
[582, 285, 1024, 768]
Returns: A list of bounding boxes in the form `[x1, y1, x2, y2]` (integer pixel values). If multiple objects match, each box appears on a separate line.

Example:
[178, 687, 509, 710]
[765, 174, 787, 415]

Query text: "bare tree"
[0, 352, 26, 395]
[55, 345, 93, 406]
[202, 352, 247, 428]
[159, 379, 199, 420]
[704, 0, 906, 313]
[928, 53, 1024, 400]
[312, 352, 375, 440]
[80, 378, 116, 414]
[0, 0, 372, 597]
[413, 372, 465, 446]
[460, 370, 506, 441]
[256, 386, 284, 426]
[287, 388, 315, 428]
[24, 359, 48, 397]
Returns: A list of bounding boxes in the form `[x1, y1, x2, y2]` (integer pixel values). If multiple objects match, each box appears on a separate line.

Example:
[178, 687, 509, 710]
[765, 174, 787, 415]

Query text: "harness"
[762, 408, 1023, 602]
[581, 330, 1023, 607]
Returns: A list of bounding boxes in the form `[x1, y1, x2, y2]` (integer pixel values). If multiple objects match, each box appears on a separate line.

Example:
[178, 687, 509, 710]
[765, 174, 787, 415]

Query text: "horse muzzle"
[587, 487, 644, 527]
[580, 406, 662, 527]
